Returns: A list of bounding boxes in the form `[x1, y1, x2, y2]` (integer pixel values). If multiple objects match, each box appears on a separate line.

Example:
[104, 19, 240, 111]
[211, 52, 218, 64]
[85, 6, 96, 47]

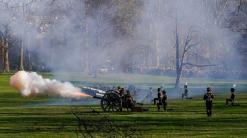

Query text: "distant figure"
[156, 88, 162, 111]
[125, 90, 134, 111]
[226, 88, 235, 106]
[182, 84, 188, 99]
[203, 87, 214, 117]
[153, 88, 161, 105]
[116, 86, 124, 96]
[162, 90, 167, 111]
[119, 88, 125, 97]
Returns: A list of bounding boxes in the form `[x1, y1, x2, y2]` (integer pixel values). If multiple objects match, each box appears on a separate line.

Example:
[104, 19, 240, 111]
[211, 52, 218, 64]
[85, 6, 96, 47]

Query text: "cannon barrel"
[92, 96, 103, 99]
[79, 86, 106, 99]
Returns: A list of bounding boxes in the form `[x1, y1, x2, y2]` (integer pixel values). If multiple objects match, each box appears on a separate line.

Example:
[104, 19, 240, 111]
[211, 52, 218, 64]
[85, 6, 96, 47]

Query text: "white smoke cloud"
[10, 71, 91, 99]
[0, 0, 244, 80]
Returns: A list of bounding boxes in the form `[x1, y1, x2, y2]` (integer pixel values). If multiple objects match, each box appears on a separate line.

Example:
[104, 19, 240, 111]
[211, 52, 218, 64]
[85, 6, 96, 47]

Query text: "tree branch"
[182, 62, 217, 67]
[185, 41, 200, 51]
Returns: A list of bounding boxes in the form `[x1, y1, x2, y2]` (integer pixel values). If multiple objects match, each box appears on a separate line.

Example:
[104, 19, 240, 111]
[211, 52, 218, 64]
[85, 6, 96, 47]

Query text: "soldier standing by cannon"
[125, 90, 134, 111]
[116, 86, 125, 97]
[156, 88, 162, 111]
[203, 87, 214, 117]
[153, 88, 161, 105]
[226, 88, 235, 106]
[162, 90, 167, 111]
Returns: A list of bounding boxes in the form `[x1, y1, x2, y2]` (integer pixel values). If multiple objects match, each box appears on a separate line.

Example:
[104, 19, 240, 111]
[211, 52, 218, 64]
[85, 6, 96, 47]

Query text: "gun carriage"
[81, 87, 146, 112]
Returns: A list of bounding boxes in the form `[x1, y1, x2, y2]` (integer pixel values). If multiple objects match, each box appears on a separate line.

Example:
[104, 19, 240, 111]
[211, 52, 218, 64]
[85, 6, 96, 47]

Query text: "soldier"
[119, 88, 125, 97]
[125, 90, 134, 111]
[153, 88, 161, 105]
[226, 88, 235, 106]
[182, 84, 188, 99]
[156, 88, 162, 111]
[203, 87, 214, 117]
[116, 86, 124, 96]
[162, 90, 167, 111]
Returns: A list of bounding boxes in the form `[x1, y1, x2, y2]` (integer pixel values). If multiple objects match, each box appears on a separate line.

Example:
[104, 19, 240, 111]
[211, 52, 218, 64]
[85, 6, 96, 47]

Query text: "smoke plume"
[0, 0, 245, 85]
[10, 71, 91, 99]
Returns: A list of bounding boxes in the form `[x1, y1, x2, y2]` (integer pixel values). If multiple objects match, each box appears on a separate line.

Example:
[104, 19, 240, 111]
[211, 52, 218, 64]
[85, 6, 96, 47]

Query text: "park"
[0, 0, 247, 138]
[1, 73, 247, 137]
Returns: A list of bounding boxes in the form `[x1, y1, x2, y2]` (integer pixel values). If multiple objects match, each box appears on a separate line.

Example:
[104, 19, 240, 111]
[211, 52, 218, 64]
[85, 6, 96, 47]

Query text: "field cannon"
[80, 86, 147, 112]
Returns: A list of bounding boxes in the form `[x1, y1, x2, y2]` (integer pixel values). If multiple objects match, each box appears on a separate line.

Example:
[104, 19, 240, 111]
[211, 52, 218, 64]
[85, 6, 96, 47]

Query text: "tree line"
[0, 0, 246, 84]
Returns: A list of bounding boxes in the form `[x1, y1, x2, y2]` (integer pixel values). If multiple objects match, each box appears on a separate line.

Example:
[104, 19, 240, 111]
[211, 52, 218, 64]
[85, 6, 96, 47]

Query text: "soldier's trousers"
[163, 102, 167, 110]
[226, 98, 234, 105]
[206, 102, 212, 116]
[157, 102, 162, 111]
[182, 93, 188, 99]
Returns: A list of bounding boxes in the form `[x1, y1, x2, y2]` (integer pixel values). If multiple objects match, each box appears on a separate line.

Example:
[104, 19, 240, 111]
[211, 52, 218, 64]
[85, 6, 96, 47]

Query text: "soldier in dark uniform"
[119, 88, 125, 97]
[125, 90, 134, 111]
[156, 88, 162, 111]
[203, 87, 214, 117]
[117, 86, 125, 97]
[153, 88, 161, 105]
[162, 90, 167, 111]
[117, 86, 121, 92]
[226, 88, 235, 106]
[182, 84, 188, 99]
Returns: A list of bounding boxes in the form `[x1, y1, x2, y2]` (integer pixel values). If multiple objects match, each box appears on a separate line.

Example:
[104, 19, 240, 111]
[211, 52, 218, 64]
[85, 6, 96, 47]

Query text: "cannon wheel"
[101, 90, 122, 112]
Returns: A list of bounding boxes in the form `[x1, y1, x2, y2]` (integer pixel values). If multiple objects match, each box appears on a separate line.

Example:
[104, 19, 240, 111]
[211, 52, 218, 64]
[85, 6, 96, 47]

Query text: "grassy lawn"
[0, 73, 247, 137]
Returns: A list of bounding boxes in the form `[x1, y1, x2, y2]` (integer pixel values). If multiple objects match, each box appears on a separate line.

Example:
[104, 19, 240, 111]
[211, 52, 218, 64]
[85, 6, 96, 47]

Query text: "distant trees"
[0, 0, 245, 75]
[0, 25, 13, 72]
[0, 0, 36, 72]
[174, 24, 216, 88]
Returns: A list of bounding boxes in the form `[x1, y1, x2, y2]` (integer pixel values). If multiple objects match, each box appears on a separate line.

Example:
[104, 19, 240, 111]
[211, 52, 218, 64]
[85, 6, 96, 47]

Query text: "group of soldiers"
[153, 88, 167, 111]
[116, 86, 135, 111]
[115, 84, 236, 116]
[203, 86, 236, 117]
[153, 85, 236, 117]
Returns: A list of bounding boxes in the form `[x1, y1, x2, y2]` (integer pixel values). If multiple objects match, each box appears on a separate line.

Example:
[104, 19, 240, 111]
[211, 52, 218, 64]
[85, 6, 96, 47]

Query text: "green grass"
[0, 73, 247, 137]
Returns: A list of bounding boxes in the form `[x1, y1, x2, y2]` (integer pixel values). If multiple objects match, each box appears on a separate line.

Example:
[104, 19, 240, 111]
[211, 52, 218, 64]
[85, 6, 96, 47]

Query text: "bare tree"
[174, 23, 216, 88]
[0, 24, 12, 72]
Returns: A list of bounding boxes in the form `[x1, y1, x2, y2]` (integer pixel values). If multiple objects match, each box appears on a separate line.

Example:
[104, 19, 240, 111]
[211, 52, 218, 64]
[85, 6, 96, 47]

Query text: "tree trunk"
[155, 30, 160, 68]
[175, 67, 182, 89]
[175, 21, 180, 88]
[154, 0, 161, 68]
[28, 50, 32, 71]
[3, 42, 10, 72]
[0, 45, 4, 72]
[19, 42, 24, 71]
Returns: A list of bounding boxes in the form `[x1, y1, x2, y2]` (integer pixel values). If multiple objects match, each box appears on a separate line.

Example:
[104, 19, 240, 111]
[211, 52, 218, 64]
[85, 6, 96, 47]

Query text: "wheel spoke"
[100, 90, 121, 112]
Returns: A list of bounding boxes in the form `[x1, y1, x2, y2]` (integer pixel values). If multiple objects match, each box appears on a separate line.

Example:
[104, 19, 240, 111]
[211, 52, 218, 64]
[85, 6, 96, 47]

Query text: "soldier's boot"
[209, 110, 212, 116]
[157, 104, 160, 111]
[206, 109, 210, 117]
[163, 106, 166, 111]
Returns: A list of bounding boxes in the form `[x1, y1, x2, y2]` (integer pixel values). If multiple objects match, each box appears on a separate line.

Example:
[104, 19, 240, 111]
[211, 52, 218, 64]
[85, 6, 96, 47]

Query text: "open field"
[0, 73, 247, 137]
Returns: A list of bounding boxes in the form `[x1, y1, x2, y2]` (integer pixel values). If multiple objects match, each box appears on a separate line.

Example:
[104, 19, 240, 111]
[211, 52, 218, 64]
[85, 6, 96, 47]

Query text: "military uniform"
[203, 87, 214, 117]
[226, 88, 235, 106]
[153, 88, 161, 104]
[125, 90, 134, 111]
[182, 85, 188, 99]
[119, 88, 125, 97]
[162, 90, 167, 111]
[157, 89, 162, 111]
